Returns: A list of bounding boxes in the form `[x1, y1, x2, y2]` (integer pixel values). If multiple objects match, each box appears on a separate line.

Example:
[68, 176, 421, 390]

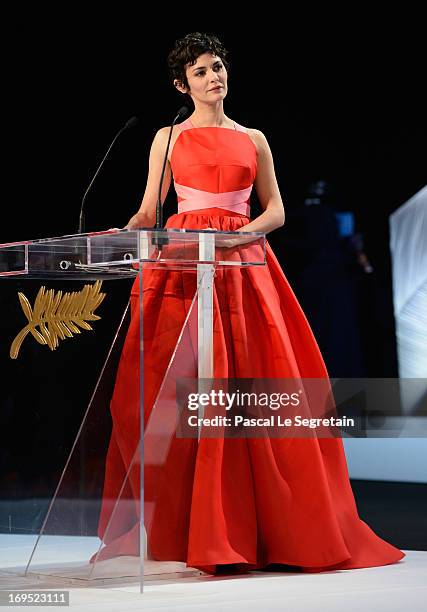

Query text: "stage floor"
[0, 535, 425, 611]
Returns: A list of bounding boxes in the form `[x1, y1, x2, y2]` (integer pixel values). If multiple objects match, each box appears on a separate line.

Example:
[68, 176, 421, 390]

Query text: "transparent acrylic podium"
[0, 227, 265, 592]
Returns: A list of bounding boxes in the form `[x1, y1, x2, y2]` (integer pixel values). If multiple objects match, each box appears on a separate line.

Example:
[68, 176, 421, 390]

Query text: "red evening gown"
[93, 117, 405, 574]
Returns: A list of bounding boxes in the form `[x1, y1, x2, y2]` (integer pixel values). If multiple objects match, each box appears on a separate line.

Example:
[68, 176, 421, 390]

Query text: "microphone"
[153, 106, 188, 249]
[78, 116, 139, 234]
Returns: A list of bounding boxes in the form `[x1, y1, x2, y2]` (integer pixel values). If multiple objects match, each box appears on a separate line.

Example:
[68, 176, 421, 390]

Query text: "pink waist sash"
[174, 182, 252, 216]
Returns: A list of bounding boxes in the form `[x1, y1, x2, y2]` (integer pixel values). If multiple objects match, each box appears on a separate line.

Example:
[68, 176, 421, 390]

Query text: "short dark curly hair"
[167, 32, 229, 90]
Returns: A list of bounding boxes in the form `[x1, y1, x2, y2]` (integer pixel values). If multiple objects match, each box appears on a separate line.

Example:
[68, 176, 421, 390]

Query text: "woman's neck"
[190, 106, 232, 128]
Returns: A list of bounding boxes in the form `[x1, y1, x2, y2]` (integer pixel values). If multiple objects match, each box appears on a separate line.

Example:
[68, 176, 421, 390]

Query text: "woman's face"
[175, 52, 228, 104]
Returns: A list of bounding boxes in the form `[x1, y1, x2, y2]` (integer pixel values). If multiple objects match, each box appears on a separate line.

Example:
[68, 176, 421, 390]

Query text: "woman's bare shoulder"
[154, 125, 181, 141]
[246, 127, 269, 153]
[151, 125, 182, 159]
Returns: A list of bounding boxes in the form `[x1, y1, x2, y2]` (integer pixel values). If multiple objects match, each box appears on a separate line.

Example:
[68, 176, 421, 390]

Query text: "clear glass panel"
[0, 243, 27, 276]
[0, 228, 264, 592]
[87, 229, 265, 269]
[0, 276, 132, 581]
[19, 296, 131, 582]
[87, 270, 204, 589]
[0, 229, 266, 276]
[16, 266, 205, 589]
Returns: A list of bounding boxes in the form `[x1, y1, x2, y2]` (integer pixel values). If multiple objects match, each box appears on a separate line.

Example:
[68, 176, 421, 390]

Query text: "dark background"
[1, 14, 425, 547]
[3, 17, 425, 243]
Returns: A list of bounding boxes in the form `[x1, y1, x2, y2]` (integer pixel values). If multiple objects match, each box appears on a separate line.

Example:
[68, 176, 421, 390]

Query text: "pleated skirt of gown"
[94, 207, 405, 574]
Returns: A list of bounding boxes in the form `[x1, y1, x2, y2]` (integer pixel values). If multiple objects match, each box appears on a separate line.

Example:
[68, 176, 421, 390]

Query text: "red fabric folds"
[94, 124, 404, 574]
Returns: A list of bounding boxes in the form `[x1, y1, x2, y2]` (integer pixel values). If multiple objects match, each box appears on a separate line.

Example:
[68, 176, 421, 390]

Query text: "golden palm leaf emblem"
[10, 280, 106, 359]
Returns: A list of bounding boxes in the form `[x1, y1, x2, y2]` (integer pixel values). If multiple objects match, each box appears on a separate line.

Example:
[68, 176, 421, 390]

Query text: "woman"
[94, 32, 405, 574]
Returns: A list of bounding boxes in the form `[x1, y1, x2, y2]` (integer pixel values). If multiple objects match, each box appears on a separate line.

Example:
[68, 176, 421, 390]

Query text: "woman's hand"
[125, 211, 156, 230]
[125, 214, 142, 230]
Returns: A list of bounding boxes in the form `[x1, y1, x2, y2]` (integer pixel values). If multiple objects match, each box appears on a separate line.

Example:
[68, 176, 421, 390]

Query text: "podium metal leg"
[197, 234, 215, 437]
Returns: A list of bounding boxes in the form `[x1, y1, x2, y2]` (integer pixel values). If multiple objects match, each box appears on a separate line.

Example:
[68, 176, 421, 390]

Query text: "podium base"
[0, 534, 204, 586]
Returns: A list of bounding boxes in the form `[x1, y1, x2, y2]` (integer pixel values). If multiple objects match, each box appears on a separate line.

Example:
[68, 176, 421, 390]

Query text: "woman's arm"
[125, 127, 173, 229]
[242, 129, 285, 234]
